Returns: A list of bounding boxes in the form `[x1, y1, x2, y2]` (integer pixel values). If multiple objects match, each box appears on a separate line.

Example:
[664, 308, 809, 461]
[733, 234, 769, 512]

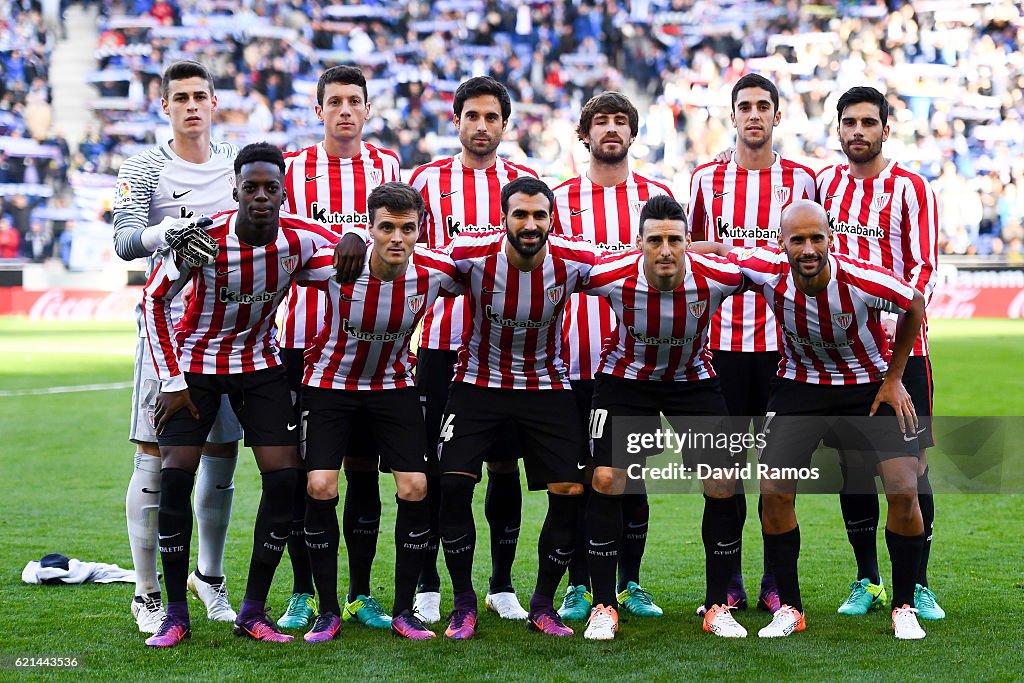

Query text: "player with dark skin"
[154, 160, 366, 439]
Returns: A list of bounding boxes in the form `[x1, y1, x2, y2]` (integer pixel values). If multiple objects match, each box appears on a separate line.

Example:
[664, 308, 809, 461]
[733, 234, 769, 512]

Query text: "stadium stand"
[2, 0, 1023, 266]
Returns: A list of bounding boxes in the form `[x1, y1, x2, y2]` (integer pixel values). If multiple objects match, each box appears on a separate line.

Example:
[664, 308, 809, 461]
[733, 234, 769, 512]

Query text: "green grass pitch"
[0, 318, 1021, 681]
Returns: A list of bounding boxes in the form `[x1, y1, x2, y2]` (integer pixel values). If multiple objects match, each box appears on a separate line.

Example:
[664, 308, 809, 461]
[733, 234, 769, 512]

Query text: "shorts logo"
[114, 180, 131, 207]
[368, 170, 382, 185]
[407, 294, 425, 313]
[832, 312, 853, 330]
[546, 284, 565, 305]
[280, 255, 299, 274]
[872, 193, 891, 211]
[688, 300, 708, 318]
[773, 185, 791, 204]
[630, 200, 646, 215]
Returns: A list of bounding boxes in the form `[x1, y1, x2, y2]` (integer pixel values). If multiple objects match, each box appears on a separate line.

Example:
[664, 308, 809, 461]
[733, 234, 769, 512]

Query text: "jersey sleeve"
[141, 254, 195, 389]
[294, 247, 336, 289]
[418, 248, 464, 297]
[726, 246, 784, 284]
[112, 153, 162, 261]
[687, 170, 707, 240]
[901, 176, 939, 303]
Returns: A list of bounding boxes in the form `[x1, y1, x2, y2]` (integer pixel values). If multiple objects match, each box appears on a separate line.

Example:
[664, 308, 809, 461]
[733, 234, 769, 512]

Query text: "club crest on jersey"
[688, 300, 708, 318]
[227, 173, 236, 188]
[280, 255, 300, 274]
[407, 294, 425, 313]
[832, 312, 853, 330]
[368, 170, 382, 185]
[872, 193, 891, 211]
[773, 185, 791, 204]
[546, 284, 565, 305]
[630, 200, 647, 215]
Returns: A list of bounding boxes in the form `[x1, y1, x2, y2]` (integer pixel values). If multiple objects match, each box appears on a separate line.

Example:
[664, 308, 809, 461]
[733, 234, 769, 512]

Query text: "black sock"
[566, 485, 591, 589]
[304, 495, 341, 615]
[917, 469, 934, 587]
[733, 490, 746, 578]
[287, 468, 315, 595]
[158, 468, 195, 604]
[757, 496, 770, 578]
[586, 490, 622, 608]
[342, 469, 380, 601]
[886, 528, 925, 609]
[484, 469, 521, 594]
[534, 492, 579, 603]
[439, 474, 477, 595]
[617, 492, 649, 592]
[417, 473, 442, 593]
[839, 493, 881, 584]
[703, 495, 740, 609]
[762, 527, 801, 612]
[394, 496, 430, 615]
[246, 468, 298, 603]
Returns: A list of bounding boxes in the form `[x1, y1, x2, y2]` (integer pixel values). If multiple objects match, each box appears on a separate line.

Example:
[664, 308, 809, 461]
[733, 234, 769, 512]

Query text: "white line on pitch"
[0, 381, 133, 397]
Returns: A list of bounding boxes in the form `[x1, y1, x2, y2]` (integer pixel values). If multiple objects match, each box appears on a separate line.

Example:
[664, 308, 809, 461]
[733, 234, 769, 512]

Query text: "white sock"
[126, 452, 161, 597]
[195, 454, 236, 578]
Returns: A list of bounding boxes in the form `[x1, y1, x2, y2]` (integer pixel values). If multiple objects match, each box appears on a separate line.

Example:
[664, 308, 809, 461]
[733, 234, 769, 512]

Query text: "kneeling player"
[142, 143, 366, 647]
[695, 200, 928, 640]
[295, 182, 462, 642]
[579, 195, 749, 640]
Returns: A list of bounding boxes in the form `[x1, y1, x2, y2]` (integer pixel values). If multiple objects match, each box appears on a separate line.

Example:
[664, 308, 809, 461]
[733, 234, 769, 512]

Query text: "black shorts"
[711, 350, 781, 421]
[158, 366, 295, 448]
[416, 347, 523, 464]
[759, 379, 921, 473]
[436, 382, 584, 490]
[281, 347, 378, 459]
[823, 356, 934, 450]
[301, 386, 427, 473]
[589, 373, 735, 470]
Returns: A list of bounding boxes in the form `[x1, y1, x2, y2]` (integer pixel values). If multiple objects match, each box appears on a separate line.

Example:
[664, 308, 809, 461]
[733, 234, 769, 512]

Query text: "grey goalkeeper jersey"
[111, 139, 237, 332]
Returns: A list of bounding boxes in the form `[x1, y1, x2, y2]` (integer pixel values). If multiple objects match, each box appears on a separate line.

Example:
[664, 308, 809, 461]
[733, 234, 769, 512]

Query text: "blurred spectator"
[0, 217, 20, 258]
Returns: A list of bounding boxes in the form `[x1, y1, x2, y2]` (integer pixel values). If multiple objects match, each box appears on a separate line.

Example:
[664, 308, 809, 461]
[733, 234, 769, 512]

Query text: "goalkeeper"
[110, 60, 247, 636]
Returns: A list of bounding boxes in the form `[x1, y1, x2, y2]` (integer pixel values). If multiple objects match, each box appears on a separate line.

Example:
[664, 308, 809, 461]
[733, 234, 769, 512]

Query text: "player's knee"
[160, 446, 202, 472]
[395, 472, 428, 501]
[591, 467, 624, 495]
[203, 441, 238, 458]
[485, 460, 518, 475]
[439, 473, 476, 511]
[260, 468, 299, 524]
[760, 493, 794, 526]
[306, 471, 339, 500]
[547, 481, 584, 496]
[137, 441, 161, 457]
[885, 492, 919, 521]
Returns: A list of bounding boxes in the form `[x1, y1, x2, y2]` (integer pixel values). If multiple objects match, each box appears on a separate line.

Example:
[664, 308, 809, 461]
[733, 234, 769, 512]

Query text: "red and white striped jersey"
[552, 172, 674, 380]
[688, 154, 817, 353]
[816, 160, 938, 356]
[278, 141, 401, 349]
[582, 250, 745, 381]
[296, 245, 462, 391]
[728, 247, 916, 385]
[143, 210, 352, 387]
[449, 230, 599, 390]
[409, 155, 539, 351]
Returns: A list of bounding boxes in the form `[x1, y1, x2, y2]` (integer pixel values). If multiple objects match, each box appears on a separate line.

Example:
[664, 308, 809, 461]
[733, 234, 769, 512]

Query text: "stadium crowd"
[1, 0, 1024, 263]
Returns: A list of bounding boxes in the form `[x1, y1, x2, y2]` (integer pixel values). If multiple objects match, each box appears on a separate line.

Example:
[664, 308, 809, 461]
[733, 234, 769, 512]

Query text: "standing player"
[695, 200, 929, 640]
[296, 182, 461, 642]
[817, 86, 942, 620]
[578, 195, 749, 640]
[113, 60, 241, 633]
[438, 177, 597, 640]
[552, 91, 674, 621]
[688, 73, 817, 615]
[141, 143, 366, 648]
[410, 76, 539, 623]
[275, 65, 401, 631]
